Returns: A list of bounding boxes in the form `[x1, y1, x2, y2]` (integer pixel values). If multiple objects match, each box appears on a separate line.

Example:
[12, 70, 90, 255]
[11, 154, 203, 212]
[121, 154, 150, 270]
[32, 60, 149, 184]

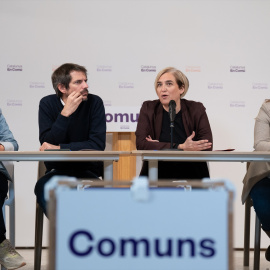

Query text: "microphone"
[168, 100, 176, 149]
[169, 100, 176, 124]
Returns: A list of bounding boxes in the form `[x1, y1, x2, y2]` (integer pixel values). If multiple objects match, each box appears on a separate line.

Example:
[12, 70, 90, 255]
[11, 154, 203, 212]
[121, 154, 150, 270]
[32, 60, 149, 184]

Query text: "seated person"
[135, 67, 213, 179]
[0, 108, 26, 269]
[34, 63, 106, 216]
[242, 99, 270, 261]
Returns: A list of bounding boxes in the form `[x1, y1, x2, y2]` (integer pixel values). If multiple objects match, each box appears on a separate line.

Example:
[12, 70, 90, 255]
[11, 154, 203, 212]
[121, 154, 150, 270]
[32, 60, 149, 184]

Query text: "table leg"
[148, 160, 158, 181]
[103, 161, 113, 181]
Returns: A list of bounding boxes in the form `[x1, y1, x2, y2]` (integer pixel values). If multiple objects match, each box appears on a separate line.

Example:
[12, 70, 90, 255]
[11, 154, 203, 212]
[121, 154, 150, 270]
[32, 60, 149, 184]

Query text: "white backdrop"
[0, 0, 270, 248]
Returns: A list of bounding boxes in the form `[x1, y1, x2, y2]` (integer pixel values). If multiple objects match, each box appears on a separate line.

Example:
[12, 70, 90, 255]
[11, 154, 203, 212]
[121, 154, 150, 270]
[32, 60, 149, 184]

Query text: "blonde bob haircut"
[154, 67, 189, 98]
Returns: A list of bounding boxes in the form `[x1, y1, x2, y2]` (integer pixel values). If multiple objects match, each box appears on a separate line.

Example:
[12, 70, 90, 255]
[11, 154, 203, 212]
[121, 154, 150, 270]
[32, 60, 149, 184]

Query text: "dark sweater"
[39, 94, 106, 176]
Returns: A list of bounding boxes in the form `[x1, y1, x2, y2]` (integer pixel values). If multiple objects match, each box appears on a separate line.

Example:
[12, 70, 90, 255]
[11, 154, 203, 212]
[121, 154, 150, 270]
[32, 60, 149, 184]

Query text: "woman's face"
[156, 72, 184, 109]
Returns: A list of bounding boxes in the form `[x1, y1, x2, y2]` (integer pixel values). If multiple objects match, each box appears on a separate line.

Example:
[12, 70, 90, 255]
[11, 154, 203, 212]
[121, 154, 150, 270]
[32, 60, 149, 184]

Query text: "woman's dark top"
[135, 99, 212, 180]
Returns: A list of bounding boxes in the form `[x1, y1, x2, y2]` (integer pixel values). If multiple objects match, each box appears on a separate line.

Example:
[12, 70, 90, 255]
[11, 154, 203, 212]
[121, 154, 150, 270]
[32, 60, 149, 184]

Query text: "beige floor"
[12, 249, 270, 270]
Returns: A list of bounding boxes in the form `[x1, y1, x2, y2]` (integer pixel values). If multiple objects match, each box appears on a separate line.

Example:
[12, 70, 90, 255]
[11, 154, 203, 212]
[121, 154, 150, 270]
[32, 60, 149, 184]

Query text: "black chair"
[34, 161, 46, 270]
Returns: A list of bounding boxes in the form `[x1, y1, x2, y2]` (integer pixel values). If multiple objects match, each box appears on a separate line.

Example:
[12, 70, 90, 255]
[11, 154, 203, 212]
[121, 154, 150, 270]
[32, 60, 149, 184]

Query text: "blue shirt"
[0, 108, 18, 180]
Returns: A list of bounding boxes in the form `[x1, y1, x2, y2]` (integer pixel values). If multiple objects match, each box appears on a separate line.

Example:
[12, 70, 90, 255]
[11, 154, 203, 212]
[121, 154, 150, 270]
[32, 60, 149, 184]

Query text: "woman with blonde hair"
[242, 99, 270, 261]
[135, 67, 213, 179]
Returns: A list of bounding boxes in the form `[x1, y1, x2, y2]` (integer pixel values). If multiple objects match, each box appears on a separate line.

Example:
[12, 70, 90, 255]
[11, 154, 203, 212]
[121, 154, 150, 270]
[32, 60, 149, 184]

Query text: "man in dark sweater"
[34, 63, 106, 216]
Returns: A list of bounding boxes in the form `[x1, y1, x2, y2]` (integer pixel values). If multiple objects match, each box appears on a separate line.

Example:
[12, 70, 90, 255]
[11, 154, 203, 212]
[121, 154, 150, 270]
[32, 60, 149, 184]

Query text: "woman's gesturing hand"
[145, 135, 159, 142]
[178, 131, 212, 151]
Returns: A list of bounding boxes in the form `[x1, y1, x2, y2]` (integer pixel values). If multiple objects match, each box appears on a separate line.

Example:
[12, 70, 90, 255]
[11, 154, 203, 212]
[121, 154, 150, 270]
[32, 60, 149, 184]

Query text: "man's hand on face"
[40, 142, 60, 151]
[61, 91, 84, 117]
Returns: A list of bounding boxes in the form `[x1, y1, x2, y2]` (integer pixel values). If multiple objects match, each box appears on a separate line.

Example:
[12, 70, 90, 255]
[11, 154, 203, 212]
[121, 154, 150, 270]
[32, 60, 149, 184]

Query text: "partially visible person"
[242, 99, 270, 261]
[34, 63, 106, 216]
[0, 108, 26, 269]
[136, 67, 213, 179]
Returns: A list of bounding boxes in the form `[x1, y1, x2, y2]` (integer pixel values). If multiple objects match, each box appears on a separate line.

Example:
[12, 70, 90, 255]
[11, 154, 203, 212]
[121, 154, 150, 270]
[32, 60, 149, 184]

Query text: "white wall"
[1, 0, 270, 248]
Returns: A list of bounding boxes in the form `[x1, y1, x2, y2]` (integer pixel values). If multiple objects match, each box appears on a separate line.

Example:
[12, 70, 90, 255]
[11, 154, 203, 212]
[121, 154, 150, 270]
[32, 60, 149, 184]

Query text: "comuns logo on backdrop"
[118, 82, 134, 89]
[252, 83, 268, 90]
[29, 82, 45, 89]
[7, 99, 22, 106]
[7, 65, 22, 71]
[230, 66, 245, 72]
[185, 66, 201, 72]
[208, 83, 223, 90]
[230, 101, 245, 108]
[141, 65, 156, 72]
[97, 65, 112, 72]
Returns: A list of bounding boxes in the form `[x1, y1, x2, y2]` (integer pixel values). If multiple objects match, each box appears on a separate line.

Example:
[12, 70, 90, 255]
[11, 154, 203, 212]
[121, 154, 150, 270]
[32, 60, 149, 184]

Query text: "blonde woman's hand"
[178, 131, 212, 151]
[145, 135, 159, 142]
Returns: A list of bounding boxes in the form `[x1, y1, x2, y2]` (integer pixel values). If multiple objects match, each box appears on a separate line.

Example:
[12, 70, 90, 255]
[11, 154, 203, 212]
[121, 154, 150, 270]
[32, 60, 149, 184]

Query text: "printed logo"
[230, 101, 245, 108]
[29, 82, 45, 89]
[141, 65, 156, 72]
[105, 107, 140, 132]
[230, 66, 245, 72]
[185, 66, 201, 72]
[69, 230, 216, 258]
[7, 65, 22, 71]
[120, 125, 130, 130]
[7, 99, 22, 106]
[252, 83, 268, 90]
[97, 65, 112, 72]
[207, 83, 223, 90]
[105, 112, 138, 123]
[118, 82, 134, 89]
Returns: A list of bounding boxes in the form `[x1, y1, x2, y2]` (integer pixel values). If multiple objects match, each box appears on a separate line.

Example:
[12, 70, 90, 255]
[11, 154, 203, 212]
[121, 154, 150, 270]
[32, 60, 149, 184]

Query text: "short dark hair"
[51, 63, 87, 97]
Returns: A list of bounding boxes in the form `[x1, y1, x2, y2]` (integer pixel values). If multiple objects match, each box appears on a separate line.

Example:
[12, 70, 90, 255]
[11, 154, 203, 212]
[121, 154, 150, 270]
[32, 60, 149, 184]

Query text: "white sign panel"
[105, 106, 140, 132]
[51, 187, 232, 270]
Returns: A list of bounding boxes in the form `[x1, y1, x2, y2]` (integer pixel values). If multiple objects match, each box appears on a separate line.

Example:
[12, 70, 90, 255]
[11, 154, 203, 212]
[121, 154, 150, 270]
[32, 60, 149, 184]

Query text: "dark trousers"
[0, 173, 8, 243]
[250, 177, 270, 232]
[34, 169, 99, 216]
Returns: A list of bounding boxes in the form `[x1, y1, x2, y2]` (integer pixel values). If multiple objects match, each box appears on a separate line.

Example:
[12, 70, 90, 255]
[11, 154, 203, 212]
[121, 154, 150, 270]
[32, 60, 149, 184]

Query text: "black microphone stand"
[170, 120, 174, 149]
[169, 100, 176, 150]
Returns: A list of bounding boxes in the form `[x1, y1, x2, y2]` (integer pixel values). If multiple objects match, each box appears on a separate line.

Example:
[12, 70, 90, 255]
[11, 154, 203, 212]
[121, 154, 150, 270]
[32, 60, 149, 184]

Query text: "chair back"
[34, 161, 46, 270]
[37, 161, 46, 179]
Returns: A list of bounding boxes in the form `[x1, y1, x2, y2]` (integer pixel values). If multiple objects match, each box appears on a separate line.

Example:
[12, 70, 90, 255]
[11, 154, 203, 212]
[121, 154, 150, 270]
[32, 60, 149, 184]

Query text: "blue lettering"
[97, 238, 115, 256]
[155, 239, 172, 257]
[120, 238, 150, 256]
[69, 230, 216, 259]
[200, 239, 215, 257]
[69, 230, 93, 256]
[177, 239, 195, 257]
